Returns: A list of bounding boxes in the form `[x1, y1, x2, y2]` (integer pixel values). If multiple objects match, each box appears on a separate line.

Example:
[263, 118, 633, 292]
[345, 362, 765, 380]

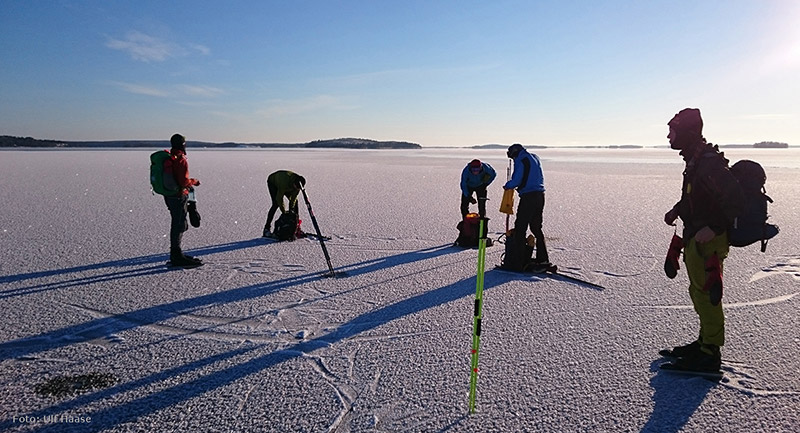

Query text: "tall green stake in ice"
[468, 217, 488, 414]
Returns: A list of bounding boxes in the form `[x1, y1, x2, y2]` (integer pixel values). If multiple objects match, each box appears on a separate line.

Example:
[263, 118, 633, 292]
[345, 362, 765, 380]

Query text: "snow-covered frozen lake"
[1, 147, 798, 432]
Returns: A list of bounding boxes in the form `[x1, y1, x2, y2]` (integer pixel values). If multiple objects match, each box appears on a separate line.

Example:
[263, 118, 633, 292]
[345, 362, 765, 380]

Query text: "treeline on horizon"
[0, 135, 790, 149]
[0, 136, 422, 149]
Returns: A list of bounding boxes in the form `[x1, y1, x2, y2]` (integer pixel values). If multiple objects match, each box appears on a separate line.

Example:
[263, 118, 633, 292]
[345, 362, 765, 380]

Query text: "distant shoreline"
[0, 136, 421, 150]
[0, 135, 789, 149]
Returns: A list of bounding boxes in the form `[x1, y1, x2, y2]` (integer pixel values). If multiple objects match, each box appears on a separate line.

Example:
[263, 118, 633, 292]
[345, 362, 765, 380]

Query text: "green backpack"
[150, 150, 179, 196]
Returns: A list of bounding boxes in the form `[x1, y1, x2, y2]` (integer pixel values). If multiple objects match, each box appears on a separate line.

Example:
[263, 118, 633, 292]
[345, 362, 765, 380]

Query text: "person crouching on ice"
[263, 170, 306, 237]
[460, 159, 496, 219]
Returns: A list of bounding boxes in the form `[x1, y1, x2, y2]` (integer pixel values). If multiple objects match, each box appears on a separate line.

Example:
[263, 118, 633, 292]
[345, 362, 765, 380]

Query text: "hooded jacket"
[503, 148, 544, 194]
[460, 162, 497, 197]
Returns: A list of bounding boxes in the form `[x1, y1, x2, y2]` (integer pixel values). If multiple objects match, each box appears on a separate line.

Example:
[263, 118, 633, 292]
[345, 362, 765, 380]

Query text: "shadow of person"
[0, 243, 461, 362]
[3, 269, 505, 433]
[0, 238, 269, 287]
[641, 359, 717, 433]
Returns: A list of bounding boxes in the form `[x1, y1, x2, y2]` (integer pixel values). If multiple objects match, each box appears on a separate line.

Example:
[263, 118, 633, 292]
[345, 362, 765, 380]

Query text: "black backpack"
[274, 211, 300, 241]
[728, 160, 779, 251]
[500, 231, 534, 271]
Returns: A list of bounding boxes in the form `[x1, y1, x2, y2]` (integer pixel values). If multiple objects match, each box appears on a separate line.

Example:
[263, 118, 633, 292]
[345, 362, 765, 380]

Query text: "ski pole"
[300, 187, 336, 277]
[468, 217, 488, 414]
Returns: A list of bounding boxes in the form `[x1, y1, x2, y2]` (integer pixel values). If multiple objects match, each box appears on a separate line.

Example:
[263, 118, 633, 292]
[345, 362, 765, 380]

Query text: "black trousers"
[514, 191, 548, 263]
[460, 185, 488, 218]
[165, 195, 188, 252]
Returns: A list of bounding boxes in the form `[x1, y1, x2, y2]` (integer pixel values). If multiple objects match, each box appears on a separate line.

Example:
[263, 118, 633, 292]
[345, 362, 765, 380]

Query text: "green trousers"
[684, 233, 729, 348]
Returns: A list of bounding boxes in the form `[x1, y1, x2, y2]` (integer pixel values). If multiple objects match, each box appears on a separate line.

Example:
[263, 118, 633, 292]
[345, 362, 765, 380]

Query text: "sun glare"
[759, 5, 800, 75]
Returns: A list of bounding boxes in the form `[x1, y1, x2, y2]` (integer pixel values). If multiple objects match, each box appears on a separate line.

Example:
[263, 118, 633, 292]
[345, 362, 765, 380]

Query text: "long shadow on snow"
[0, 243, 458, 363]
[330, 243, 456, 277]
[0, 265, 177, 300]
[0, 238, 269, 299]
[11, 269, 506, 433]
[639, 360, 715, 433]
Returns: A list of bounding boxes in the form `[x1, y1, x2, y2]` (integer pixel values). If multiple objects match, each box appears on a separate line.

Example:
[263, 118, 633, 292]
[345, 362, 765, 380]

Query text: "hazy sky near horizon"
[2, 1, 799, 147]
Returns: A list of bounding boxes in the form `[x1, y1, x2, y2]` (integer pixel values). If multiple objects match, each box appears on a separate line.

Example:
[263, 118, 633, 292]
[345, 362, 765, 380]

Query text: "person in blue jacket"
[504, 143, 549, 266]
[460, 159, 496, 218]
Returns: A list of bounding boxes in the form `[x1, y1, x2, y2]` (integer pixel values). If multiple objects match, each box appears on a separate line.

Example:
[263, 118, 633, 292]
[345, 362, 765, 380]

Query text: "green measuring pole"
[468, 217, 488, 414]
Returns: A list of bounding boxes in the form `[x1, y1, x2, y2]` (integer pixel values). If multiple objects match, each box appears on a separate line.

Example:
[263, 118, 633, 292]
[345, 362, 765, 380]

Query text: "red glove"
[664, 234, 683, 279]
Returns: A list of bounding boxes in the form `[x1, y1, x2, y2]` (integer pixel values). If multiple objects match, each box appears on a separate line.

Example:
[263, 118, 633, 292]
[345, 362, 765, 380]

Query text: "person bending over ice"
[263, 170, 306, 237]
[460, 159, 496, 219]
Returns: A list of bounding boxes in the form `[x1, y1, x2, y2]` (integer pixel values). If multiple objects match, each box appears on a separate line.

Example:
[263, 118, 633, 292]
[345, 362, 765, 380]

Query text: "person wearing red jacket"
[164, 133, 202, 267]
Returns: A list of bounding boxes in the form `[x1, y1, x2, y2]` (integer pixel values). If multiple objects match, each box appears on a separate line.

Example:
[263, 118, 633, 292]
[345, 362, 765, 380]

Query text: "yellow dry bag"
[499, 188, 515, 215]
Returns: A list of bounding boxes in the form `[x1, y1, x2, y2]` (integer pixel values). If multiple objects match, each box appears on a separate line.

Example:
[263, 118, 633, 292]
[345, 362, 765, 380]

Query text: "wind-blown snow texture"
[1, 147, 798, 433]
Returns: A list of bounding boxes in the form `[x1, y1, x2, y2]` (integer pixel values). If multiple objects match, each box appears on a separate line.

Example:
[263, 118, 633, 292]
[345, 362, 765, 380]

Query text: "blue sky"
[2, 1, 799, 147]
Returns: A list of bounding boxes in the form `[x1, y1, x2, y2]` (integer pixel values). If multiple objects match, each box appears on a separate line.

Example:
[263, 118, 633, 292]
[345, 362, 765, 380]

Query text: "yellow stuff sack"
[499, 188, 515, 214]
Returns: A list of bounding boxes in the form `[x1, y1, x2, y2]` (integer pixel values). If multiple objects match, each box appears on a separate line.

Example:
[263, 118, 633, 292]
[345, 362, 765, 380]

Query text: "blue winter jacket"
[460, 162, 497, 197]
[503, 149, 544, 194]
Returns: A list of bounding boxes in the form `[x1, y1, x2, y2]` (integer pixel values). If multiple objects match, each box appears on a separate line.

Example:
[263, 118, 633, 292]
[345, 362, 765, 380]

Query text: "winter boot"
[526, 259, 553, 273]
[183, 253, 202, 263]
[665, 344, 721, 373]
[169, 249, 203, 267]
[659, 340, 701, 358]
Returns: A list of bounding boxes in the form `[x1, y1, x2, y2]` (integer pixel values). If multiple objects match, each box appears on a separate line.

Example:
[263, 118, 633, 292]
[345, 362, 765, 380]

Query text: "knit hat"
[668, 108, 703, 135]
[170, 133, 186, 151]
[469, 159, 482, 169]
[668, 109, 704, 151]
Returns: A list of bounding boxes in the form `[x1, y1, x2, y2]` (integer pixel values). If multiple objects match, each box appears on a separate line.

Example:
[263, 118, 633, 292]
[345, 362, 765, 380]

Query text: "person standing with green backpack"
[163, 133, 202, 267]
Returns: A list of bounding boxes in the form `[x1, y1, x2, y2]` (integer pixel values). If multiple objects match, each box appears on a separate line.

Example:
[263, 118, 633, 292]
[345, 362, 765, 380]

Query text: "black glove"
[188, 202, 201, 228]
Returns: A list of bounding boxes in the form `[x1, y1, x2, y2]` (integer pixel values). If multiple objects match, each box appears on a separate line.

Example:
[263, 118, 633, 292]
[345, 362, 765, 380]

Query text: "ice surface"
[1, 147, 798, 432]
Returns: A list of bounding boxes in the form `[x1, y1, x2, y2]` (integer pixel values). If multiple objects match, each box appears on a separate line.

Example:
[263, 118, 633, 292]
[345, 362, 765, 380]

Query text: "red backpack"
[455, 213, 481, 248]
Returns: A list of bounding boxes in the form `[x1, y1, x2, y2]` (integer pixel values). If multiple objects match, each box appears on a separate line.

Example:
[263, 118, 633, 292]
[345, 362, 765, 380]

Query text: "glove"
[664, 207, 678, 226]
[469, 197, 477, 204]
[664, 233, 682, 279]
[188, 202, 201, 228]
[704, 254, 723, 306]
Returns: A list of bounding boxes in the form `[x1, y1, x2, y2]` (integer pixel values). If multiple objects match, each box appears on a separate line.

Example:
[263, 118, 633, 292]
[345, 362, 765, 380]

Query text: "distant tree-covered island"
[0, 136, 421, 149]
[753, 141, 789, 149]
